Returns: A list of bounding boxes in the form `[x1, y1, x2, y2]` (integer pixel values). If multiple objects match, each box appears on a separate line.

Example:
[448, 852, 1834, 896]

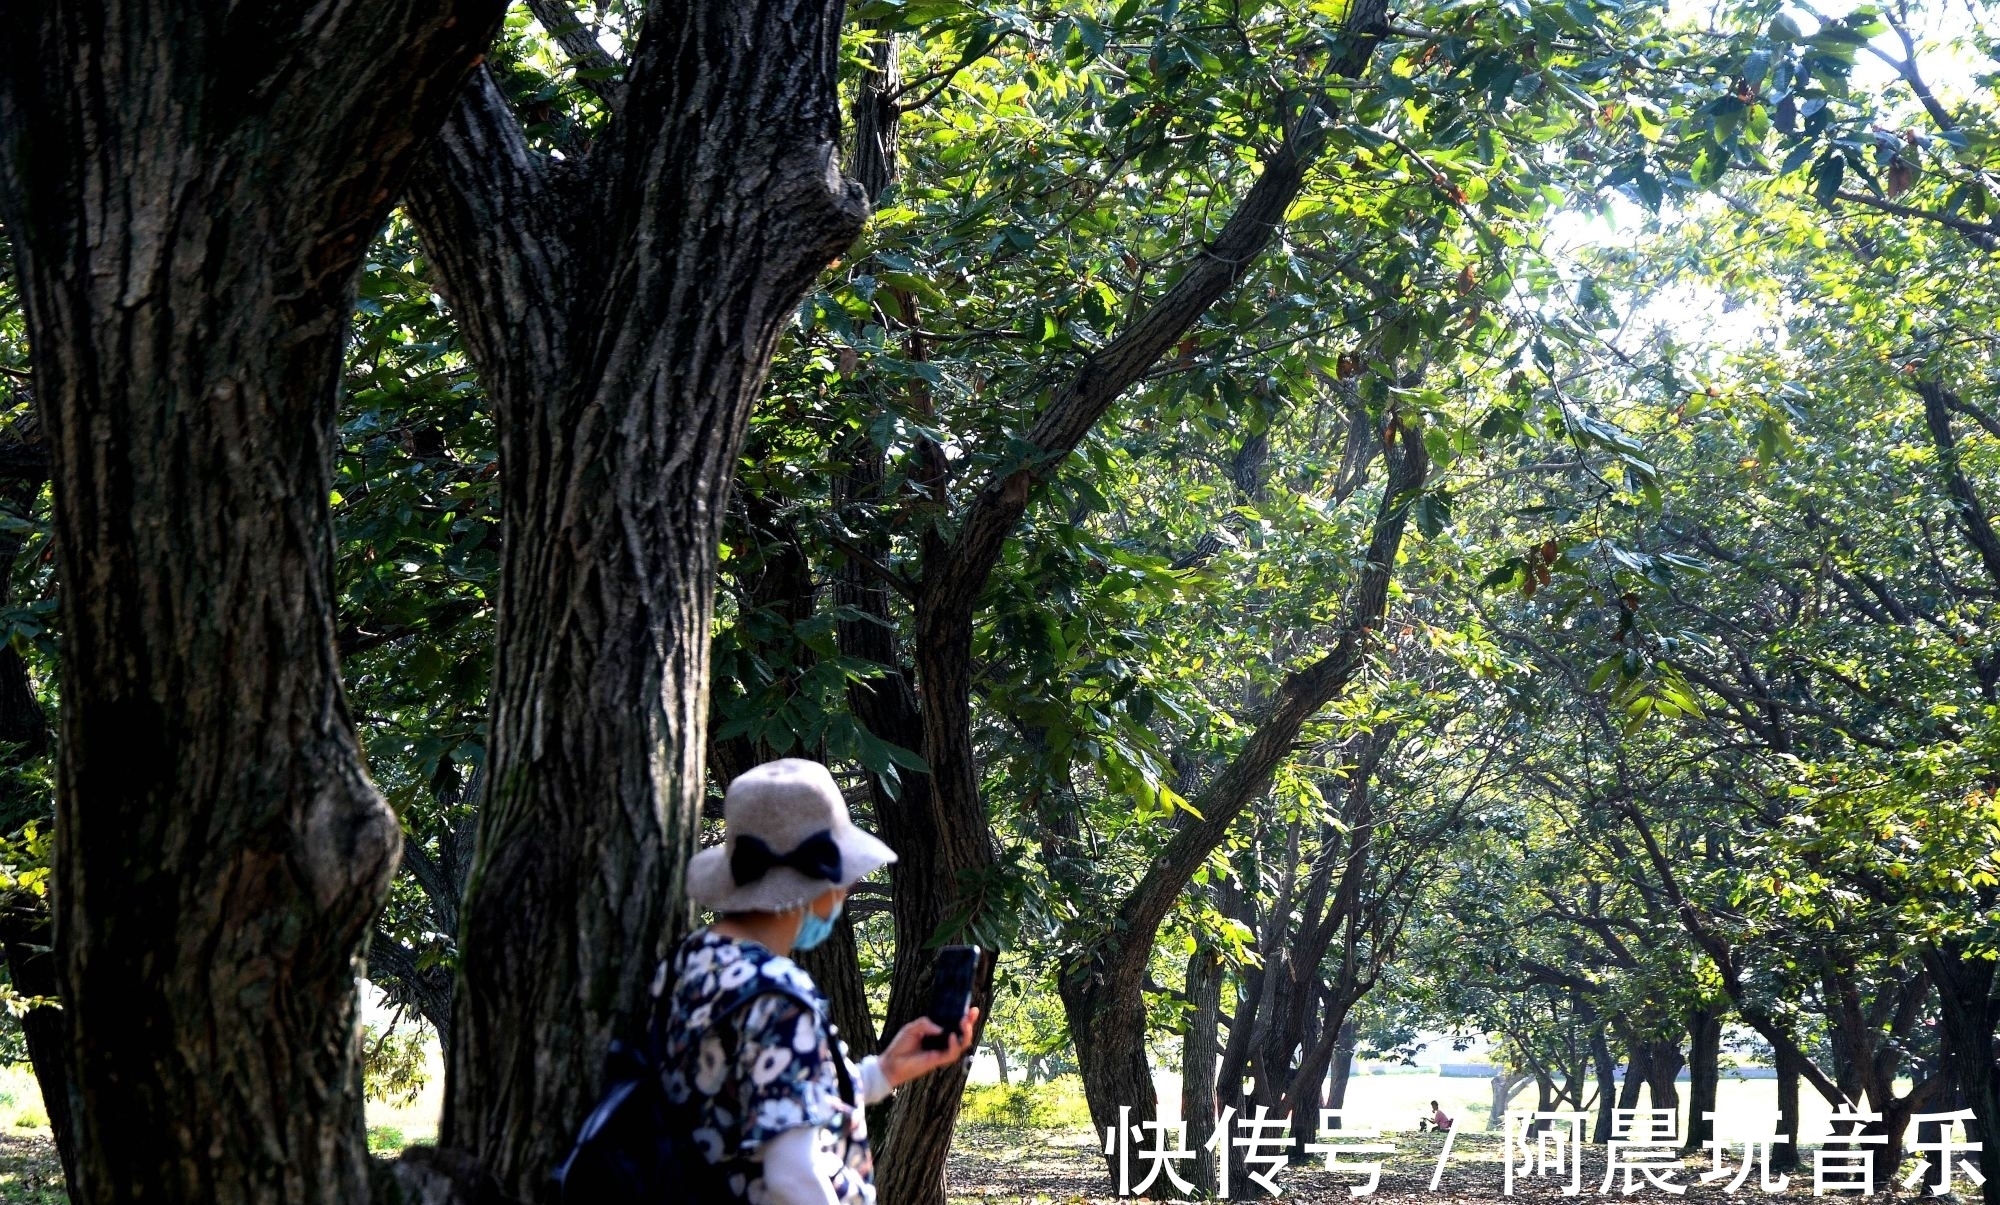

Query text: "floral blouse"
[657, 928, 874, 1204]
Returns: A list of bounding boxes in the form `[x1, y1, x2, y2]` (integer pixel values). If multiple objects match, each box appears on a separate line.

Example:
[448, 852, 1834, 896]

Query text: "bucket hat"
[686, 758, 898, 913]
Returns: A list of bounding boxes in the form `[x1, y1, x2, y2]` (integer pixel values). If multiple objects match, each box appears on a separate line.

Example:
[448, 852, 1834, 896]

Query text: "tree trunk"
[1324, 1018, 1358, 1115]
[1773, 1046, 1802, 1173]
[1215, 986, 1259, 1109]
[1646, 1036, 1684, 1118]
[842, 4, 1398, 1196]
[1183, 945, 1223, 1192]
[0, 414, 70, 1191]
[727, 492, 875, 1069]
[0, 894, 74, 1197]
[1246, 827, 1303, 1120]
[1284, 993, 1355, 1152]
[1824, 967, 1927, 1177]
[869, 614, 1004, 1205]
[1618, 1035, 1651, 1111]
[405, 7, 867, 1198]
[1928, 939, 1999, 1204]
[0, 5, 503, 1201]
[1490, 1070, 1533, 1130]
[1590, 1022, 1617, 1143]
[1684, 1007, 1722, 1152]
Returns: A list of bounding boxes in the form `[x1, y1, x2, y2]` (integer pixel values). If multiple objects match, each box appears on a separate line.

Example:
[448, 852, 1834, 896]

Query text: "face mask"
[792, 898, 842, 952]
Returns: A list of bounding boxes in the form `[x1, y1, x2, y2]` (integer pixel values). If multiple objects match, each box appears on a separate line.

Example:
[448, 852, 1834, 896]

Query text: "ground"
[0, 1135, 59, 1205]
[944, 1125, 1938, 1204]
[0, 1125, 1949, 1204]
[0, 1065, 1961, 1203]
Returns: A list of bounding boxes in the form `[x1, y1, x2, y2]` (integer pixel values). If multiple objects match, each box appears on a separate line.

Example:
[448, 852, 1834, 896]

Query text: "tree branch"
[1616, 798, 1850, 1108]
[1918, 379, 2000, 593]
[1114, 413, 1428, 954]
[405, 68, 568, 382]
[1833, 190, 2000, 250]
[524, 0, 625, 109]
[1872, 5, 1956, 134]
[921, 0, 1392, 625]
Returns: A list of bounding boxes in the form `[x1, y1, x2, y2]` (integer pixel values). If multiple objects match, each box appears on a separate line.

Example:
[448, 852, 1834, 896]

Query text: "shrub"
[367, 1125, 406, 1156]
[362, 1018, 432, 1106]
[959, 1075, 1094, 1131]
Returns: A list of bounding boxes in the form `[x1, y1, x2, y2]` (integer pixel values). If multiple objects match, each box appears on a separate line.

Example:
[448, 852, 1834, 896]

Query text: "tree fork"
[405, 4, 867, 1197]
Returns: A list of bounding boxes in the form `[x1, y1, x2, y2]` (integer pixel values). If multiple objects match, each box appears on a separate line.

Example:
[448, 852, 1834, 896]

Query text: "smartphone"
[919, 944, 982, 1051]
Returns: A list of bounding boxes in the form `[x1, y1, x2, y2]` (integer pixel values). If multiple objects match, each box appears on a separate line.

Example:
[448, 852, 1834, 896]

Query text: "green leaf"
[1812, 153, 1846, 206]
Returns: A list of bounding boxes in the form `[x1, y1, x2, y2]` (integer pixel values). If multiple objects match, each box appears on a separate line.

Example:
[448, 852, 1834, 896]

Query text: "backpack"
[552, 956, 854, 1204]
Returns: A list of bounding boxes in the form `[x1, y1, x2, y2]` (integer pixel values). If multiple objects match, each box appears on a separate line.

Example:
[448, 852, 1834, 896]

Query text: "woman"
[661, 758, 978, 1205]
[1429, 1100, 1454, 1133]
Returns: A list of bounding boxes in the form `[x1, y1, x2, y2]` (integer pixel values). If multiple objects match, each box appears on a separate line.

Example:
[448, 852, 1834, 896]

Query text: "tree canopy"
[2, 0, 1999, 1202]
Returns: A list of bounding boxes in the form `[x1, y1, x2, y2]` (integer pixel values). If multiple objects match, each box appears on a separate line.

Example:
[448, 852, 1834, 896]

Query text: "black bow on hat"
[729, 828, 844, 888]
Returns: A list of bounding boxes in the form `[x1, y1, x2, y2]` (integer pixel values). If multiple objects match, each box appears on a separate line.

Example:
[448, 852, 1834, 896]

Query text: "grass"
[0, 1133, 62, 1205]
[961, 1075, 1097, 1132]
[0, 1068, 46, 1137]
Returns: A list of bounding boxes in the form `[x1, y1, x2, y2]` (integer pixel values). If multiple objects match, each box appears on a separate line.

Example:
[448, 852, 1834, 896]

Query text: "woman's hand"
[877, 1006, 981, 1089]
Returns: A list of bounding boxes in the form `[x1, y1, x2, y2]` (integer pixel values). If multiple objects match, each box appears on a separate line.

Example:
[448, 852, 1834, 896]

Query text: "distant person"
[664, 759, 978, 1204]
[1428, 1100, 1454, 1133]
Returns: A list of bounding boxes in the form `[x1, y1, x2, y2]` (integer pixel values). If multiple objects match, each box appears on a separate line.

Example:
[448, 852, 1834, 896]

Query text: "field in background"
[1147, 1070, 1859, 1142]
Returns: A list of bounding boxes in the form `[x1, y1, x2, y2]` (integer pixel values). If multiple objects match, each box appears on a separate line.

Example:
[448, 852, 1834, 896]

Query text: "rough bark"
[404, 6, 868, 1198]
[1926, 938, 1999, 1204]
[1182, 944, 1224, 1191]
[0, 4, 505, 1200]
